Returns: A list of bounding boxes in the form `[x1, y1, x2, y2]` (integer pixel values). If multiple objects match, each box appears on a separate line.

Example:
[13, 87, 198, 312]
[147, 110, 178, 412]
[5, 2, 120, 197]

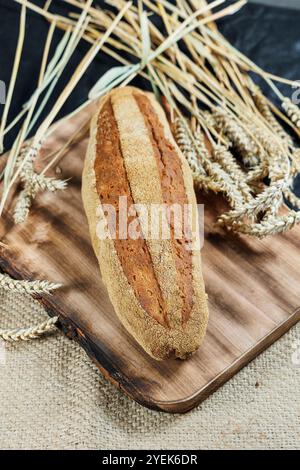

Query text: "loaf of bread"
[82, 86, 208, 360]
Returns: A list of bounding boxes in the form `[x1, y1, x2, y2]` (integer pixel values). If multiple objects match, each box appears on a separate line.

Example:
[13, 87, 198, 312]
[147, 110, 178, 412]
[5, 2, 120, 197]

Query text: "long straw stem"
[0, 3, 26, 153]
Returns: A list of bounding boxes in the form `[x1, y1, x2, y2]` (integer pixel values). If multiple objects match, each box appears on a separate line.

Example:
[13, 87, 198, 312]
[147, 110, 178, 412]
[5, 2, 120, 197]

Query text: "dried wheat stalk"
[0, 0, 131, 219]
[13, 185, 37, 224]
[13, 142, 67, 224]
[229, 212, 300, 238]
[282, 98, 300, 129]
[213, 108, 260, 168]
[3, 0, 300, 244]
[0, 316, 58, 342]
[0, 273, 61, 295]
[283, 188, 300, 210]
[212, 144, 252, 201]
[251, 85, 293, 149]
[174, 117, 245, 208]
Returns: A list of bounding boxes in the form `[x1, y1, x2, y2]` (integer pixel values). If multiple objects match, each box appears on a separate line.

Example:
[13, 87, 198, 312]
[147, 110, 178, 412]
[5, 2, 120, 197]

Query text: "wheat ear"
[229, 212, 300, 238]
[218, 180, 285, 223]
[0, 273, 61, 295]
[14, 141, 67, 223]
[13, 184, 37, 224]
[213, 108, 260, 168]
[283, 188, 300, 210]
[252, 88, 293, 149]
[0, 316, 58, 342]
[212, 144, 252, 201]
[282, 98, 300, 129]
[174, 117, 206, 175]
[17, 144, 68, 191]
[174, 118, 245, 207]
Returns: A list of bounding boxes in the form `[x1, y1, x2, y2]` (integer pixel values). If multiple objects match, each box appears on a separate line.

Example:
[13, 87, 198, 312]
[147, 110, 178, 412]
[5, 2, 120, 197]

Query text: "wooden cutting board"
[0, 103, 299, 413]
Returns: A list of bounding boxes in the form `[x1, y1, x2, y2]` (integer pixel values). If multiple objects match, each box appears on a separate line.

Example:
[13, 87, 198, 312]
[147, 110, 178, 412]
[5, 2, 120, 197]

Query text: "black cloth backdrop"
[0, 0, 299, 149]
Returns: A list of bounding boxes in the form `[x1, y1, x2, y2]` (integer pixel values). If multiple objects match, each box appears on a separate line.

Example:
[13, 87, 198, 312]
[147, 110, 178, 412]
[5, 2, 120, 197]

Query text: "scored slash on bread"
[82, 86, 208, 360]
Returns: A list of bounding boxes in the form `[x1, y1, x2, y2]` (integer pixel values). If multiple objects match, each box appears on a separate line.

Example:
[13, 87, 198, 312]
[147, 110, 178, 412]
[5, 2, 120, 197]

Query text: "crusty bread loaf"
[82, 86, 208, 360]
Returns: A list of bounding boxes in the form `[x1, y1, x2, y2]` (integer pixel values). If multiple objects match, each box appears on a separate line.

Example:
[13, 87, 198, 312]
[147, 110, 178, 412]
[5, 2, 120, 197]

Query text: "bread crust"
[82, 86, 208, 360]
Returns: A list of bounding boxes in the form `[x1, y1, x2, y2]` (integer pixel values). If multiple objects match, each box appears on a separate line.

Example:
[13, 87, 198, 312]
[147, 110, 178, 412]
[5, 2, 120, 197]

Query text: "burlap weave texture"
[0, 289, 299, 449]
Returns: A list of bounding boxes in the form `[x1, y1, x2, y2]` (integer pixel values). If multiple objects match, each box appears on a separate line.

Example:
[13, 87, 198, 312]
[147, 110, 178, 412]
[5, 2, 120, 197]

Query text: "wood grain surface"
[0, 103, 299, 413]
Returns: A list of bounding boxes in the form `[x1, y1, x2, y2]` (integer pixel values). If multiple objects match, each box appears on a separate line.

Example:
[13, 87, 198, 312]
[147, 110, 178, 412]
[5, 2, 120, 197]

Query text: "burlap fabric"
[0, 289, 299, 450]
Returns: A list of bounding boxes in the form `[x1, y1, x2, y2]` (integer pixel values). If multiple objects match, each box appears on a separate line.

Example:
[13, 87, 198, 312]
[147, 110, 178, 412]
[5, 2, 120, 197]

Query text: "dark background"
[0, 0, 299, 151]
